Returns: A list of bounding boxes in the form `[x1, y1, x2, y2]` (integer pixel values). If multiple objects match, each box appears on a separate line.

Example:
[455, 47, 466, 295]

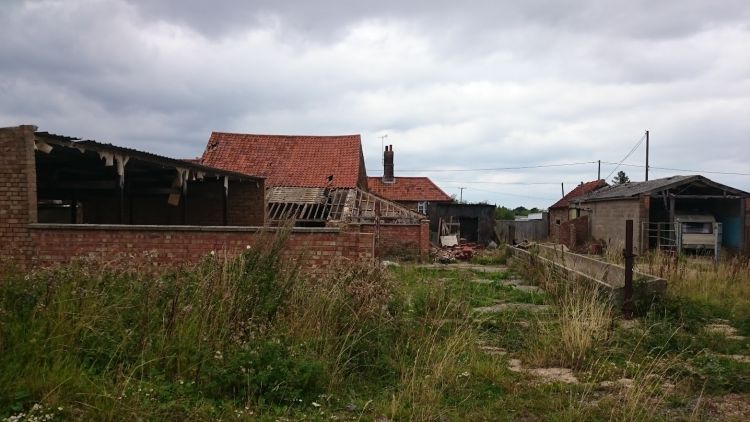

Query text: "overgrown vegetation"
[1, 239, 748, 420]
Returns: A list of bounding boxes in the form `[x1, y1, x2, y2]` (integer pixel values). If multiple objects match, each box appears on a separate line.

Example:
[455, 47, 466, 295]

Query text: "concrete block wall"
[583, 198, 647, 253]
[0, 125, 36, 269]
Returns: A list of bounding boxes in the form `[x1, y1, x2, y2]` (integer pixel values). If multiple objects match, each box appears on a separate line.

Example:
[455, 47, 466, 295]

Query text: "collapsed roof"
[266, 186, 426, 225]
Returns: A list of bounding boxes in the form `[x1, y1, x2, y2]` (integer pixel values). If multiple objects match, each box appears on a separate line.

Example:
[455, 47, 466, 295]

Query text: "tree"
[612, 170, 630, 185]
[495, 206, 515, 220]
[513, 206, 529, 216]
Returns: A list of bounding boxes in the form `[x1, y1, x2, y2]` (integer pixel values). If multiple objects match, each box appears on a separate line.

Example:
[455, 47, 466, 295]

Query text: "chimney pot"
[383, 144, 394, 183]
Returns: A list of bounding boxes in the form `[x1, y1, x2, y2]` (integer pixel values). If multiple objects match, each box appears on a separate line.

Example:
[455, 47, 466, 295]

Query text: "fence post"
[623, 220, 634, 318]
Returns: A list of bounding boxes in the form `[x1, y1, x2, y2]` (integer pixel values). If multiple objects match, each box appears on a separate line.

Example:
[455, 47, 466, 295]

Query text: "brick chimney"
[383, 145, 394, 183]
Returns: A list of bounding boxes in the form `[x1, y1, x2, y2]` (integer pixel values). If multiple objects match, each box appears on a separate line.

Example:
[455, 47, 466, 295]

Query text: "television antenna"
[378, 134, 388, 165]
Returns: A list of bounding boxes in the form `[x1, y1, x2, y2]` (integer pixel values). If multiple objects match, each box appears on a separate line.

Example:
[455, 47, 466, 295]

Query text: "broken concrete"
[473, 302, 551, 314]
[507, 359, 579, 384]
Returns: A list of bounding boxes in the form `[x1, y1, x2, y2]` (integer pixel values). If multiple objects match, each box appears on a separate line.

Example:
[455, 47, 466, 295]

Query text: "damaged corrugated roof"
[35, 132, 263, 181]
[575, 175, 749, 202]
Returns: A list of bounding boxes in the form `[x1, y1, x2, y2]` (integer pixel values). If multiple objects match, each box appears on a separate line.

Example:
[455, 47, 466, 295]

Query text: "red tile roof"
[200, 132, 366, 188]
[549, 179, 607, 209]
[367, 177, 453, 202]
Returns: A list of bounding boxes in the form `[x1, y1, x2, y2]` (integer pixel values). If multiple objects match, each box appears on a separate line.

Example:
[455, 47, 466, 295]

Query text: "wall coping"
[28, 223, 342, 234]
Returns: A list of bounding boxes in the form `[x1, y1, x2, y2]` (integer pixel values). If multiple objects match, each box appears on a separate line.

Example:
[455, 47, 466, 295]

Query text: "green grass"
[1, 240, 748, 421]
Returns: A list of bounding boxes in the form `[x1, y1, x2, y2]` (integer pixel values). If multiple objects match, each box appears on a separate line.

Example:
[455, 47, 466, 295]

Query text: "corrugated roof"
[367, 177, 453, 202]
[35, 132, 262, 181]
[549, 179, 607, 209]
[576, 175, 749, 202]
[201, 132, 366, 188]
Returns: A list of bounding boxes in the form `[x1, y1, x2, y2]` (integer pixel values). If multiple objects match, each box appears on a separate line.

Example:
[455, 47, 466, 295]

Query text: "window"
[417, 201, 427, 214]
[682, 222, 713, 234]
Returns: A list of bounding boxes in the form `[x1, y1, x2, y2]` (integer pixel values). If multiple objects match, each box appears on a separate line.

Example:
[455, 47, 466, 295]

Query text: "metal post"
[623, 219, 634, 318]
[645, 130, 649, 181]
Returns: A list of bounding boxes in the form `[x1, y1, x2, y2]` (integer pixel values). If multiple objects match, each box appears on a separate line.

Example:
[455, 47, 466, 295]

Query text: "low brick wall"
[28, 224, 373, 268]
[359, 221, 430, 259]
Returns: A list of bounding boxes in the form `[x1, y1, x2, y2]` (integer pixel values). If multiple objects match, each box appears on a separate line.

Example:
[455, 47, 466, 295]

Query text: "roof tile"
[367, 177, 452, 202]
[550, 179, 607, 209]
[201, 132, 365, 188]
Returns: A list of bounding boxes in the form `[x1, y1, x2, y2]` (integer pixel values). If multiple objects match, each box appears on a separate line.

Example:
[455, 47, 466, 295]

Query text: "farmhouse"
[572, 175, 749, 255]
[548, 179, 607, 246]
[199, 132, 431, 258]
[366, 145, 452, 214]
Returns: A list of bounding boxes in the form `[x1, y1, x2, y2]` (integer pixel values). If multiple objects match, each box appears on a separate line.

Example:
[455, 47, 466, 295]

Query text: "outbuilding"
[573, 175, 748, 255]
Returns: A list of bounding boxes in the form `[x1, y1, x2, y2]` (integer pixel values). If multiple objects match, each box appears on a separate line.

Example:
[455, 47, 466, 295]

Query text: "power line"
[442, 184, 558, 201]
[434, 179, 581, 185]
[399, 161, 597, 173]
[604, 133, 647, 181]
[600, 161, 750, 177]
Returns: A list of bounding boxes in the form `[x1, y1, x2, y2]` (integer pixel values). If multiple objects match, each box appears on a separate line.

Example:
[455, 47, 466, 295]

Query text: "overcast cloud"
[1, 0, 749, 207]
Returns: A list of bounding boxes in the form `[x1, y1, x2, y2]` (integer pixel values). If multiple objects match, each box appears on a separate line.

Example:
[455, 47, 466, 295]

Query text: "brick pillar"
[419, 220, 430, 258]
[0, 125, 37, 269]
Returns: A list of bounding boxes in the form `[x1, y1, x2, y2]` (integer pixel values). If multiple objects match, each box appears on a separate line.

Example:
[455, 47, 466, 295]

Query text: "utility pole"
[598, 160, 601, 180]
[458, 187, 466, 203]
[645, 130, 649, 181]
[378, 134, 388, 165]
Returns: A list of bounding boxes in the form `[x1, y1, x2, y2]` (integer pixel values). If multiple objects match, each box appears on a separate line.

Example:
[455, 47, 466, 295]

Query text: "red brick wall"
[549, 208, 568, 243]
[558, 215, 589, 249]
[29, 225, 373, 268]
[227, 180, 265, 226]
[360, 220, 429, 259]
[0, 125, 36, 269]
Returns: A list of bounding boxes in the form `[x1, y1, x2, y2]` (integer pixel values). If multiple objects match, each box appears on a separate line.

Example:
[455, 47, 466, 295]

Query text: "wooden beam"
[670, 195, 742, 199]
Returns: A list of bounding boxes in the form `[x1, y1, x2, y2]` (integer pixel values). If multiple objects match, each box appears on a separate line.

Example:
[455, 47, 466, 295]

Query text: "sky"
[1, 0, 749, 208]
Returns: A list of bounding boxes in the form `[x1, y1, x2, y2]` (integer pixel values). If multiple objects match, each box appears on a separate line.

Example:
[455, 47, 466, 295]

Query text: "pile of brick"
[432, 242, 482, 263]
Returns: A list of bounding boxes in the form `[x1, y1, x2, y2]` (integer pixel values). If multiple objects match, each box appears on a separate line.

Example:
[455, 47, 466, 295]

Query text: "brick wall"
[227, 180, 265, 226]
[558, 215, 589, 249]
[360, 220, 430, 259]
[29, 225, 373, 268]
[549, 208, 568, 243]
[582, 198, 647, 253]
[0, 125, 36, 269]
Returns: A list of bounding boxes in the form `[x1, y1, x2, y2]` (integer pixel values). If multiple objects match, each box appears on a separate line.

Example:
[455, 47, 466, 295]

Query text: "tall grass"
[0, 231, 481, 420]
[638, 250, 750, 310]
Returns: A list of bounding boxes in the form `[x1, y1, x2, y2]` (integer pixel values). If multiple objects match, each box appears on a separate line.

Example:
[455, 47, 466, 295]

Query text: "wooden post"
[623, 219, 634, 318]
[118, 177, 125, 224]
[223, 176, 229, 226]
[70, 193, 77, 224]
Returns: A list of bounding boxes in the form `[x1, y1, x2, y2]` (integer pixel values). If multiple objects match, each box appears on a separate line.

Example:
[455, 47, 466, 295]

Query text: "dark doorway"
[459, 217, 479, 242]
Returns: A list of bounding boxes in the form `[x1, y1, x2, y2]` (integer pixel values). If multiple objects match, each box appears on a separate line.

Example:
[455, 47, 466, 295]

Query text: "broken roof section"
[201, 132, 367, 189]
[575, 175, 749, 203]
[266, 186, 426, 225]
[367, 177, 452, 202]
[36, 132, 262, 183]
[550, 179, 607, 209]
